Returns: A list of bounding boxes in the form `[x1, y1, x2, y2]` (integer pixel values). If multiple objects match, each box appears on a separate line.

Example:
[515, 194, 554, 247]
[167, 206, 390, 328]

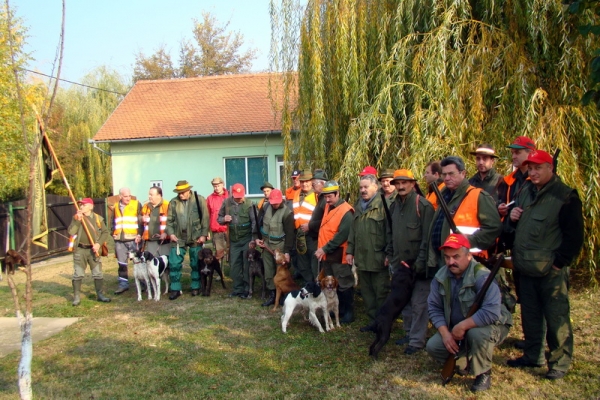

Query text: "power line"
[22, 68, 128, 95]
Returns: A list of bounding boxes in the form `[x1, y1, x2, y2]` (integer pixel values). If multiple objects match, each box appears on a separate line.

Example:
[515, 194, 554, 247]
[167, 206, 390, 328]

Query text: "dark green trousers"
[321, 261, 354, 291]
[357, 269, 390, 322]
[230, 238, 250, 295]
[168, 245, 201, 292]
[519, 267, 573, 371]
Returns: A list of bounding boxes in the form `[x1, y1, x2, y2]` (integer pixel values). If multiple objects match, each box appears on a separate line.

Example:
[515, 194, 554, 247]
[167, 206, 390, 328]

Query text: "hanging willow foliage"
[271, 0, 600, 283]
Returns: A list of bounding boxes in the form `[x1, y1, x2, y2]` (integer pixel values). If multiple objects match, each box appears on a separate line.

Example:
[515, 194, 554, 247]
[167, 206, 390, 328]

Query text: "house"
[92, 73, 294, 201]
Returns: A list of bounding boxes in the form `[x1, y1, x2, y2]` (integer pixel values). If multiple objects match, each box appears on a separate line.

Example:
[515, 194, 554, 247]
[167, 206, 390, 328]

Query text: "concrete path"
[0, 317, 79, 358]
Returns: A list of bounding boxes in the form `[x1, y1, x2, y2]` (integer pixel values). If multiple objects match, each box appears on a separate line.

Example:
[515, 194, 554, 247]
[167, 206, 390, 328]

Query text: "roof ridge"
[135, 72, 283, 85]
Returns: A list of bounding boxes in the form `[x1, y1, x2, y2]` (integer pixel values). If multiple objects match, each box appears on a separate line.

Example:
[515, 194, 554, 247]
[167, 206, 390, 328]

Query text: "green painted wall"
[110, 134, 283, 201]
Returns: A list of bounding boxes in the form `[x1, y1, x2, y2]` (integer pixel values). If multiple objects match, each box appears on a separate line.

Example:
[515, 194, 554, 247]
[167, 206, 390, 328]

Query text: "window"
[225, 156, 268, 196]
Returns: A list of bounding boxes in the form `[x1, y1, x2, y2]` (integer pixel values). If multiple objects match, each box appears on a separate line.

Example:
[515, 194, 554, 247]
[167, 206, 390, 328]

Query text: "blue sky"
[12, 0, 275, 84]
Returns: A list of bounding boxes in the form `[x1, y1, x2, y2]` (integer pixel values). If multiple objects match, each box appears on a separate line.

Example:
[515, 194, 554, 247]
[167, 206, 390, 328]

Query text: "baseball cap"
[231, 183, 245, 199]
[522, 150, 553, 166]
[291, 170, 300, 178]
[359, 166, 378, 177]
[391, 169, 417, 182]
[321, 180, 340, 194]
[439, 233, 471, 250]
[507, 136, 536, 151]
[269, 189, 283, 204]
[77, 198, 94, 206]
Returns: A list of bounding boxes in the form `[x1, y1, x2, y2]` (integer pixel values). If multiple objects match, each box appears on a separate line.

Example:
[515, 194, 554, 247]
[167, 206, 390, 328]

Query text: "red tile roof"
[93, 73, 296, 142]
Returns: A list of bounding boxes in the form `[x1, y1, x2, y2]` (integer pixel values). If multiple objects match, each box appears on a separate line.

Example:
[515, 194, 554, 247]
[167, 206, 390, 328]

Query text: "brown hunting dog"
[1, 249, 28, 276]
[272, 249, 299, 312]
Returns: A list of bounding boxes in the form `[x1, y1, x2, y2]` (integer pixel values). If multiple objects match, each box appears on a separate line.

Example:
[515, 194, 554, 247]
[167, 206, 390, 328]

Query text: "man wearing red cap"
[218, 183, 256, 298]
[507, 150, 584, 380]
[496, 136, 536, 252]
[166, 180, 209, 300]
[255, 189, 295, 306]
[67, 198, 111, 305]
[426, 234, 512, 392]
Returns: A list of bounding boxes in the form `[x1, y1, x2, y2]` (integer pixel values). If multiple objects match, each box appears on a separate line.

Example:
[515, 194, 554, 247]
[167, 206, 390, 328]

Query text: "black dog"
[247, 241, 266, 299]
[199, 248, 226, 296]
[368, 265, 416, 359]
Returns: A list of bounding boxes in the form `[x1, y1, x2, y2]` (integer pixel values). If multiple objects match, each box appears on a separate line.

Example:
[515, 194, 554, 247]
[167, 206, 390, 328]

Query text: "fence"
[0, 195, 109, 261]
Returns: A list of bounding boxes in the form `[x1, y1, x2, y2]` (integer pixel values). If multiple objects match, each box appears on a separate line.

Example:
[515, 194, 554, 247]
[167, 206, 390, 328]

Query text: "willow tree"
[272, 0, 600, 282]
[48, 66, 127, 198]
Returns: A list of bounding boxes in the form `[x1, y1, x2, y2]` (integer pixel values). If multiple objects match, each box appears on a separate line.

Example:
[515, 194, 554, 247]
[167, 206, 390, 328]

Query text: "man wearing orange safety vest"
[141, 186, 170, 257]
[112, 187, 143, 294]
[424, 161, 445, 210]
[496, 136, 536, 252]
[427, 156, 502, 274]
[293, 170, 318, 282]
[314, 180, 355, 324]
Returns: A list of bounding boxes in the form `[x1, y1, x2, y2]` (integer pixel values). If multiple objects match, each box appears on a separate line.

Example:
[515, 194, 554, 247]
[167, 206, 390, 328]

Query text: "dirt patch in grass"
[0, 257, 599, 399]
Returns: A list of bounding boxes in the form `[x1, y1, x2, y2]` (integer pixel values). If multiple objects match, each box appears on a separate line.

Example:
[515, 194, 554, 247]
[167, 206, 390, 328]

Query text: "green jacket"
[347, 194, 388, 272]
[386, 190, 434, 276]
[427, 179, 502, 275]
[468, 168, 503, 199]
[259, 204, 295, 253]
[513, 175, 584, 277]
[68, 213, 109, 247]
[166, 194, 209, 246]
[217, 198, 255, 243]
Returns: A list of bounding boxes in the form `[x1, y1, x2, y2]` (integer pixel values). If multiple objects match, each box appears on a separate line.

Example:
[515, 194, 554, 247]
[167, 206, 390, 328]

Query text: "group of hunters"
[68, 134, 584, 392]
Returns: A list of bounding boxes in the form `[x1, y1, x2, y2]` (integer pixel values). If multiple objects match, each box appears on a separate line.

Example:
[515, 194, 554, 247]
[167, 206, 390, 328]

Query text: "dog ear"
[312, 283, 321, 297]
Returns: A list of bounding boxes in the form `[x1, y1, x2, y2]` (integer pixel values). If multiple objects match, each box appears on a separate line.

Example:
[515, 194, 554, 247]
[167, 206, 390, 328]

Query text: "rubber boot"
[72, 280, 82, 306]
[339, 288, 355, 324]
[261, 290, 275, 307]
[94, 279, 111, 303]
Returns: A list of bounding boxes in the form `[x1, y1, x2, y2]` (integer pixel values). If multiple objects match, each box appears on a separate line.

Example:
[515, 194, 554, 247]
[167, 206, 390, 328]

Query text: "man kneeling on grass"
[425, 234, 512, 392]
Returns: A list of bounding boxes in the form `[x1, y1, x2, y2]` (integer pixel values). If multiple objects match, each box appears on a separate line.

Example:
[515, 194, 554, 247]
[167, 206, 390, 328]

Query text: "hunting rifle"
[430, 182, 461, 235]
[193, 191, 204, 243]
[380, 192, 393, 234]
[252, 203, 262, 240]
[552, 148, 561, 176]
[440, 252, 505, 385]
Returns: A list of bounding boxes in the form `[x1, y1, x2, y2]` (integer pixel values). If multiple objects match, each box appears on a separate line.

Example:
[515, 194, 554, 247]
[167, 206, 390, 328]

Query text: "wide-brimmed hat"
[379, 169, 395, 180]
[231, 183, 245, 199]
[522, 150, 553, 166]
[299, 170, 313, 181]
[391, 169, 417, 182]
[260, 182, 274, 190]
[507, 136, 536, 151]
[321, 180, 340, 194]
[312, 169, 328, 181]
[211, 177, 224, 185]
[269, 189, 283, 204]
[470, 144, 499, 158]
[174, 180, 193, 193]
[359, 166, 378, 177]
[439, 233, 470, 250]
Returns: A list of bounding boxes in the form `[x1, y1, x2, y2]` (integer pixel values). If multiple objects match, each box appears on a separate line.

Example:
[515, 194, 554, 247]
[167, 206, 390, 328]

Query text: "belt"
[78, 244, 93, 249]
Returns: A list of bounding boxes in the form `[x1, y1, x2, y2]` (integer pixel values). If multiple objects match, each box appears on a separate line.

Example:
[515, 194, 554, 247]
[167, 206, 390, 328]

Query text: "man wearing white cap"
[468, 144, 503, 199]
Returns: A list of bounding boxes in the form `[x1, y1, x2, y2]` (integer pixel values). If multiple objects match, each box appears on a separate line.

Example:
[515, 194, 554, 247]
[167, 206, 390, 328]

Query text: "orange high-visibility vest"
[293, 190, 317, 229]
[114, 199, 140, 240]
[141, 200, 169, 240]
[426, 182, 445, 210]
[318, 202, 354, 261]
[453, 187, 487, 258]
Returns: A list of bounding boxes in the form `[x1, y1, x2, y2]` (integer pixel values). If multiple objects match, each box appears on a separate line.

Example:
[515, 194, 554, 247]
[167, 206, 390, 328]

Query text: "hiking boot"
[261, 290, 275, 307]
[72, 280, 82, 306]
[395, 336, 410, 346]
[471, 372, 491, 392]
[168, 290, 181, 300]
[94, 279, 111, 303]
[545, 369, 566, 380]
[113, 286, 129, 295]
[513, 339, 526, 350]
[338, 288, 355, 324]
[403, 345, 422, 355]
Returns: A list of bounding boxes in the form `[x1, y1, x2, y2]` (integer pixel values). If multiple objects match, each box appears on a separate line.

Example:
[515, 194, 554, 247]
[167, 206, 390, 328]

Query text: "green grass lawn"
[0, 256, 599, 399]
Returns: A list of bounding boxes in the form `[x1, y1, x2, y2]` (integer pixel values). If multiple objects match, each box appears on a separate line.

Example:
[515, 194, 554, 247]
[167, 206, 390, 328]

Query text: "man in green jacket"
[507, 150, 584, 380]
[218, 183, 256, 298]
[346, 174, 389, 331]
[166, 180, 209, 300]
[385, 169, 434, 354]
[427, 156, 502, 275]
[68, 198, 111, 305]
[468, 144, 503, 198]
